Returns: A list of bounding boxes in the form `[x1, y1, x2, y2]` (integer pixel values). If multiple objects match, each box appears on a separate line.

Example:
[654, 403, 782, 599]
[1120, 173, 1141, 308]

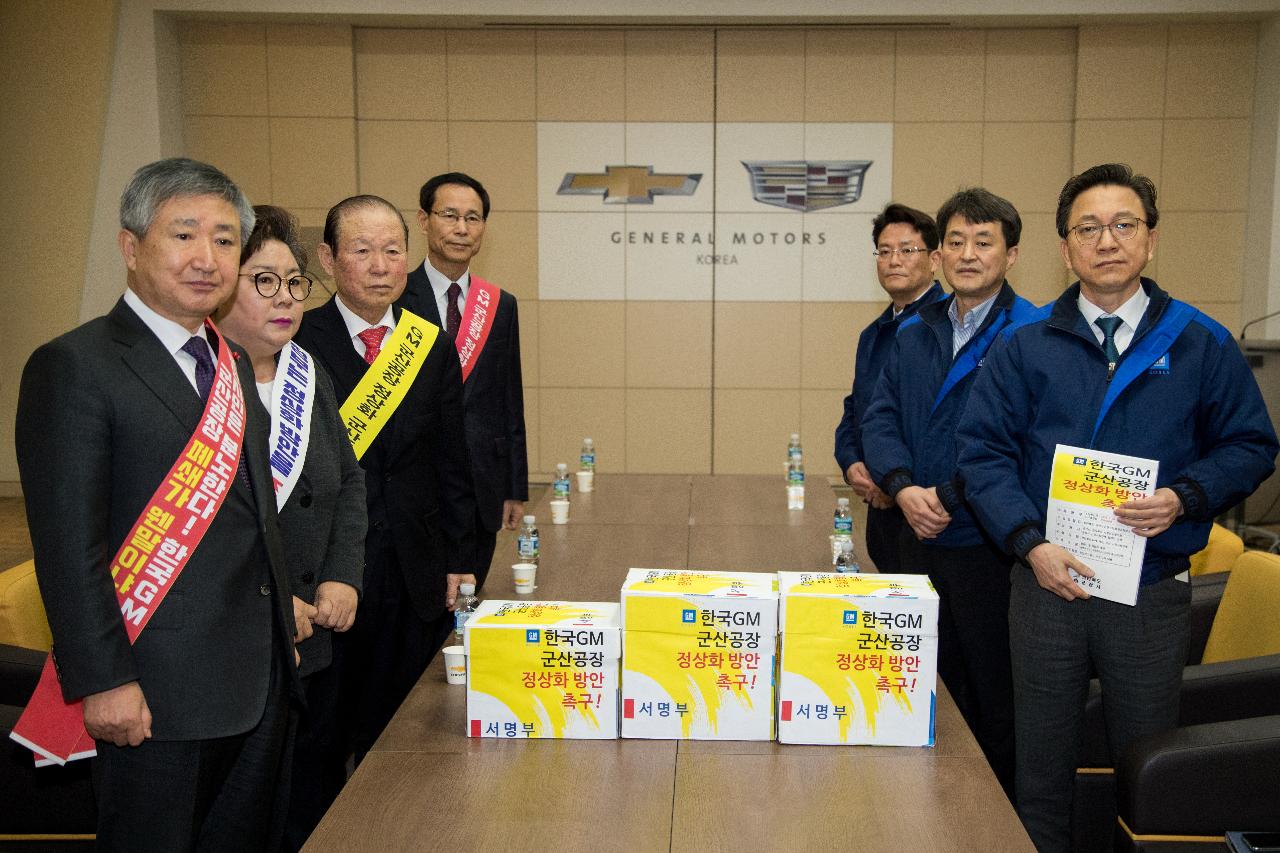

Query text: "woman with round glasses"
[216, 205, 365, 681]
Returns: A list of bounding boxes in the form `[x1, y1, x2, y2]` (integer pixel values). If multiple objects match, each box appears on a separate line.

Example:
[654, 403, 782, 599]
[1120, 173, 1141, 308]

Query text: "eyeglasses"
[431, 209, 486, 227]
[1068, 217, 1147, 246]
[241, 271, 314, 302]
[872, 246, 930, 259]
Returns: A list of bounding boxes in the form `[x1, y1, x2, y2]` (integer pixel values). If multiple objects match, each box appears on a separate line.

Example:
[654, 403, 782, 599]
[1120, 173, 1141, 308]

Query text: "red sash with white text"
[11, 320, 248, 765]
[454, 276, 501, 383]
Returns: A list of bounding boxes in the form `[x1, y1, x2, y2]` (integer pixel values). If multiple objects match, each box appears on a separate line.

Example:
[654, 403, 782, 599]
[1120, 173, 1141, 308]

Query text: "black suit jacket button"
[300, 494, 313, 508]
[301, 572, 315, 584]
[259, 584, 272, 596]
[383, 473, 392, 484]
[372, 521, 385, 532]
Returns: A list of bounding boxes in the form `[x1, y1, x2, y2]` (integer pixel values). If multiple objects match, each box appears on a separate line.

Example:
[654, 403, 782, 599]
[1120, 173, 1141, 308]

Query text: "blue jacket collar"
[1047, 278, 1171, 344]
[876, 280, 945, 327]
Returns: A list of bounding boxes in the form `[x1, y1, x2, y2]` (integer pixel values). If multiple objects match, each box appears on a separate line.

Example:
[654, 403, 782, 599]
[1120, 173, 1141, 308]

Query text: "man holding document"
[957, 163, 1279, 853]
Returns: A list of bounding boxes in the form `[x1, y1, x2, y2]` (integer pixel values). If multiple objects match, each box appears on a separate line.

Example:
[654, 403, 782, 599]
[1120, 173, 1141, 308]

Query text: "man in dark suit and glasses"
[15, 158, 302, 852]
[403, 172, 529, 587]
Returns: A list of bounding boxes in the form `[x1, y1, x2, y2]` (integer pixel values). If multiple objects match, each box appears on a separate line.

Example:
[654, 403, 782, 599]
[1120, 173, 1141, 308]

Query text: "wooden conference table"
[303, 475, 1034, 852]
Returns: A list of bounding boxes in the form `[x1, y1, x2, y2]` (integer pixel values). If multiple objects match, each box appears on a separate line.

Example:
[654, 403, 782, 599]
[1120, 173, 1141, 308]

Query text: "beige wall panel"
[354, 28, 448, 121]
[1161, 118, 1251, 211]
[266, 24, 353, 118]
[801, 388, 847, 481]
[714, 302, 802, 389]
[470, 211, 539, 303]
[1155, 211, 1245, 303]
[537, 30, 625, 121]
[1072, 119, 1164, 182]
[270, 117, 357, 210]
[539, 388, 626, 473]
[1011, 212, 1070, 306]
[625, 302, 713, 389]
[1075, 25, 1167, 120]
[716, 29, 805, 122]
[981, 122, 1073, 214]
[1165, 23, 1256, 119]
[183, 115, 272, 206]
[403, 209, 427, 272]
[448, 122, 538, 212]
[626, 389, 712, 473]
[539, 301, 625, 387]
[984, 29, 1076, 122]
[892, 122, 984, 216]
[179, 22, 267, 117]
[713, 389, 800, 475]
[801, 302, 885, 391]
[290, 207, 330, 283]
[523, 386, 541, 478]
[803, 30, 896, 123]
[894, 29, 986, 123]
[1188, 301, 1242, 334]
[357, 120, 448, 210]
[446, 30, 536, 122]
[517, 298, 538, 387]
[624, 30, 714, 122]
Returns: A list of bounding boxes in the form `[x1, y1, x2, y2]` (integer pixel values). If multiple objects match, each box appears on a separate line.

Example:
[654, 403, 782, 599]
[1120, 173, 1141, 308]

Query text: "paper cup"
[442, 646, 466, 685]
[512, 562, 537, 594]
[550, 499, 570, 524]
[575, 470, 594, 492]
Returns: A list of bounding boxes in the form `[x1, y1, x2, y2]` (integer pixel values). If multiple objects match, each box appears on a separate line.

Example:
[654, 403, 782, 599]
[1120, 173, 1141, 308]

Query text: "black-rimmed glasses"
[241, 271, 314, 301]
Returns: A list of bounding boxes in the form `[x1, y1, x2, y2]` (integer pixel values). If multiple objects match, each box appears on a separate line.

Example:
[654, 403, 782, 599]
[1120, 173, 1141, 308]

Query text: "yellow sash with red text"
[339, 309, 439, 461]
[10, 321, 248, 766]
[454, 277, 501, 383]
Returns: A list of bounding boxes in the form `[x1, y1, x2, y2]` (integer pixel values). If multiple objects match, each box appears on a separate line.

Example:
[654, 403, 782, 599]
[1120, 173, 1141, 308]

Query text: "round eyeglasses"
[872, 246, 930, 259]
[241, 271, 314, 302]
[1067, 217, 1147, 246]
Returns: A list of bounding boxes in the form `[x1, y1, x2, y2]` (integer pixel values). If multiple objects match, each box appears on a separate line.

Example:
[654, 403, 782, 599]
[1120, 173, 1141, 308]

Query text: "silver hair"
[119, 157, 255, 240]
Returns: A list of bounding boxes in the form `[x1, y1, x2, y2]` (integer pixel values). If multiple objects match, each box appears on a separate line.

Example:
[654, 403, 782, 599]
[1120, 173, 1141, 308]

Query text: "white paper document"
[1044, 444, 1160, 606]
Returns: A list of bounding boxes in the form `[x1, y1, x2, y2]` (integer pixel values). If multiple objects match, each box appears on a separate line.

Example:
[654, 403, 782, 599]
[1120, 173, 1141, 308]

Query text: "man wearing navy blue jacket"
[834, 204, 945, 573]
[956, 164, 1277, 853]
[862, 188, 1036, 797]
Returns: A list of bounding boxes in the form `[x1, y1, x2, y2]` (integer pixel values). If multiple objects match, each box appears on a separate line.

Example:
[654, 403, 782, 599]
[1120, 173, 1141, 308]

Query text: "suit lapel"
[110, 299, 205, 435]
[300, 297, 368, 398]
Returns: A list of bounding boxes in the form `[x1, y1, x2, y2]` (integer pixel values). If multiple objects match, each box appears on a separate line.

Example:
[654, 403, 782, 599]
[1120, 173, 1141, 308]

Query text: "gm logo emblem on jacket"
[1149, 352, 1171, 374]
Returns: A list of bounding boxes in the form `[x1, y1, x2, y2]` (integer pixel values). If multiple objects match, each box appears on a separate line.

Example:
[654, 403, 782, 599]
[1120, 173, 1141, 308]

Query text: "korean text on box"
[465, 600, 620, 739]
[778, 572, 938, 746]
[621, 568, 778, 740]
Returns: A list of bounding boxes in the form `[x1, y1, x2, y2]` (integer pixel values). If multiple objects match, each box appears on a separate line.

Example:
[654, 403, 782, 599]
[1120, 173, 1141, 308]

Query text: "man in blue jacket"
[957, 163, 1277, 853]
[862, 188, 1036, 796]
[834, 203, 945, 573]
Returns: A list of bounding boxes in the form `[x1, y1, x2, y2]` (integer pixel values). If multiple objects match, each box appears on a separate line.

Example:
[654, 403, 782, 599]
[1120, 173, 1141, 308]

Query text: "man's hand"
[1114, 487, 1183, 538]
[84, 681, 151, 747]
[502, 499, 525, 531]
[896, 486, 951, 539]
[292, 596, 317, 643]
[313, 581, 359, 632]
[1027, 542, 1094, 601]
[866, 484, 894, 511]
[446, 573, 478, 610]
[844, 462, 876, 500]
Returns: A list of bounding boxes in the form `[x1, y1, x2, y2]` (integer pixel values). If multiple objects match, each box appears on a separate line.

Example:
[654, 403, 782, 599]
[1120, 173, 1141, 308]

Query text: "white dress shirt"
[420, 259, 470, 327]
[1077, 287, 1150, 358]
[333, 294, 396, 360]
[123, 288, 209, 394]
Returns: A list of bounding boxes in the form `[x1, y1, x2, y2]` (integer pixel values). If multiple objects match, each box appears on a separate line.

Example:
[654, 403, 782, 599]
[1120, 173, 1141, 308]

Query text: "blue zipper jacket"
[862, 282, 1038, 547]
[957, 279, 1278, 583]
[834, 281, 946, 473]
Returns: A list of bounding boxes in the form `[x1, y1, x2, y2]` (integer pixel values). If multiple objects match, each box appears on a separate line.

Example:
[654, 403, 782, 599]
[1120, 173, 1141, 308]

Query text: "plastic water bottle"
[787, 433, 803, 465]
[835, 539, 861, 573]
[787, 453, 805, 510]
[553, 463, 571, 500]
[454, 582, 479, 641]
[832, 497, 854, 564]
[517, 515, 540, 565]
[580, 438, 596, 471]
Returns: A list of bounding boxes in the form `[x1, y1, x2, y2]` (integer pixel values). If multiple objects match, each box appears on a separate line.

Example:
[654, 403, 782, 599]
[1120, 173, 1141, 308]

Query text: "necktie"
[1096, 316, 1123, 366]
[181, 336, 214, 401]
[357, 326, 389, 365]
[446, 282, 462, 341]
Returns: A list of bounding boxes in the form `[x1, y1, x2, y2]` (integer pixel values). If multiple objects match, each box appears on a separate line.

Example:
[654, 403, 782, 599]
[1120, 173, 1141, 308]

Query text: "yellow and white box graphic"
[778, 572, 938, 746]
[465, 600, 620, 739]
[621, 568, 778, 740]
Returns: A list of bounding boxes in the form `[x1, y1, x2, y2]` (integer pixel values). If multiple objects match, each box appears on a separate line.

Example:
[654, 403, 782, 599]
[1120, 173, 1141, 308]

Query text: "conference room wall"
[172, 21, 1258, 478]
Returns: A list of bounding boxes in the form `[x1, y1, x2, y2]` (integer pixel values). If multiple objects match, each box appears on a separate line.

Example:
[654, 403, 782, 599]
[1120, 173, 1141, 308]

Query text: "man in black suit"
[288, 194, 476, 844]
[15, 158, 302, 852]
[403, 172, 529, 585]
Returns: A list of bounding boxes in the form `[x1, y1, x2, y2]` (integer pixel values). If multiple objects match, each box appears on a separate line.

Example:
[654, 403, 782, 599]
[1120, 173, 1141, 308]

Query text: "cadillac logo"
[741, 161, 873, 212]
[558, 165, 702, 204]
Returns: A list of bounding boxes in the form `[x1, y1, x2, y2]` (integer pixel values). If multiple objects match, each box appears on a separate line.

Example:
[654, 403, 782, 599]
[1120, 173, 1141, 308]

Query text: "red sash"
[11, 321, 248, 765]
[454, 276, 501, 383]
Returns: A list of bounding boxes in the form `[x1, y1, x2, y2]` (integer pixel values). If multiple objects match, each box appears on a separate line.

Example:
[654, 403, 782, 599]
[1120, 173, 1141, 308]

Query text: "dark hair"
[322, 195, 408, 249]
[418, 172, 490, 219]
[120, 157, 254, 240]
[871, 203, 939, 251]
[240, 205, 307, 271]
[936, 188, 1021, 248]
[1055, 163, 1158, 238]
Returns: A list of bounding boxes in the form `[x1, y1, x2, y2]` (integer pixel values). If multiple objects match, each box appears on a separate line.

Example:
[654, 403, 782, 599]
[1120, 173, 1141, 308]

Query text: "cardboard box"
[777, 572, 939, 746]
[465, 600, 620, 739]
[620, 568, 778, 740]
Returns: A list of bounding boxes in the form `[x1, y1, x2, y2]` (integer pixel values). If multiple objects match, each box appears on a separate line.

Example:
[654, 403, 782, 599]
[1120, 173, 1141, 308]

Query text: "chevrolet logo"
[558, 165, 701, 204]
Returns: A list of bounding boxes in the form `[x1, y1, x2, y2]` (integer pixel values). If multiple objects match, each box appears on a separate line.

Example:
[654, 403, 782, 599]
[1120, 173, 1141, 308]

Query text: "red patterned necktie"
[357, 325, 389, 365]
